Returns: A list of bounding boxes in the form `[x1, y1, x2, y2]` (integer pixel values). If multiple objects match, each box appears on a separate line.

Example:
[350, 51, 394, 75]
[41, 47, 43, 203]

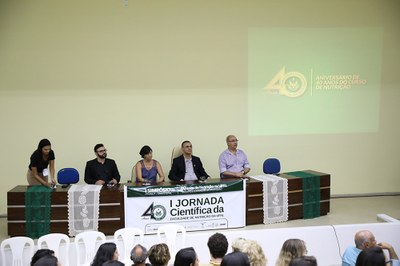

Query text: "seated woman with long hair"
[276, 239, 308, 266]
[91, 243, 119, 266]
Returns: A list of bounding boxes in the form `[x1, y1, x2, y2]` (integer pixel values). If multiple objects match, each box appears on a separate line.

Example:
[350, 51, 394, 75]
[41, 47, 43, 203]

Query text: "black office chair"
[57, 168, 79, 188]
[263, 158, 281, 174]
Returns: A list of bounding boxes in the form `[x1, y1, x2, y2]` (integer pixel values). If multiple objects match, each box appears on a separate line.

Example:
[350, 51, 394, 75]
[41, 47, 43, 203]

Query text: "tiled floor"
[1, 195, 399, 242]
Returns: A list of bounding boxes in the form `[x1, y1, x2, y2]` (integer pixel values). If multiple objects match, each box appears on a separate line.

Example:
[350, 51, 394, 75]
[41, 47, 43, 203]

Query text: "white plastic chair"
[157, 224, 186, 261]
[1, 236, 34, 266]
[113, 227, 144, 265]
[170, 146, 183, 166]
[74, 231, 106, 266]
[37, 233, 70, 266]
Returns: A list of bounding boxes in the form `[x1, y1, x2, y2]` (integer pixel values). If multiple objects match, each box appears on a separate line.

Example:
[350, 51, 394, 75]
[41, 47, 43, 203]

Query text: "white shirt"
[184, 158, 197, 181]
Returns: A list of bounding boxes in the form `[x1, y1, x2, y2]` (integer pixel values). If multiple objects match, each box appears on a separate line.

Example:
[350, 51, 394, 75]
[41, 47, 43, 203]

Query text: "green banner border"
[127, 180, 244, 197]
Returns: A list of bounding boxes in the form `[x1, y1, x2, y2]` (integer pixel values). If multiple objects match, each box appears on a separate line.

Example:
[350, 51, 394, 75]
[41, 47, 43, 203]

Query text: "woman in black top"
[27, 138, 56, 187]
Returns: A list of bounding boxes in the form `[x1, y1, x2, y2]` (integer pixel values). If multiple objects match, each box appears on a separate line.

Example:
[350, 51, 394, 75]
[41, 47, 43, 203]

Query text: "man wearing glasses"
[84, 143, 121, 185]
[168, 140, 209, 181]
[218, 135, 251, 178]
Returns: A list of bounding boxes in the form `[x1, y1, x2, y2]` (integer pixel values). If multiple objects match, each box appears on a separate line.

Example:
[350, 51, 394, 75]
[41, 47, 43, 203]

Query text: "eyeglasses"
[184, 145, 192, 148]
[97, 149, 107, 153]
[228, 139, 239, 142]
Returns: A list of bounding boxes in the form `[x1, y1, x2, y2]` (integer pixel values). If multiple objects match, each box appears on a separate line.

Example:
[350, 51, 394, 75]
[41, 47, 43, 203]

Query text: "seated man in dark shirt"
[84, 143, 121, 185]
[168, 140, 209, 181]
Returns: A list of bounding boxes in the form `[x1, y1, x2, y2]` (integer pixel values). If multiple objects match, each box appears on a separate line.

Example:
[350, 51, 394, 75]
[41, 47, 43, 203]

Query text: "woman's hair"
[32, 255, 58, 266]
[355, 246, 386, 266]
[139, 145, 152, 158]
[174, 247, 197, 266]
[232, 238, 267, 266]
[221, 251, 250, 266]
[289, 256, 318, 266]
[31, 249, 55, 266]
[148, 243, 171, 266]
[276, 239, 307, 266]
[231, 237, 247, 252]
[37, 139, 51, 151]
[91, 243, 117, 266]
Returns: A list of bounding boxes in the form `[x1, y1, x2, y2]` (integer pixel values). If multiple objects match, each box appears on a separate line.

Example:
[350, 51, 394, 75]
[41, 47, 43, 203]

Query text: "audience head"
[91, 242, 118, 266]
[231, 237, 246, 252]
[232, 238, 267, 266]
[101, 261, 125, 266]
[148, 243, 171, 266]
[130, 244, 148, 265]
[32, 254, 59, 266]
[289, 256, 318, 266]
[221, 251, 250, 266]
[31, 249, 55, 266]
[139, 145, 153, 159]
[276, 239, 307, 266]
[174, 247, 199, 266]
[354, 230, 376, 249]
[207, 232, 229, 259]
[355, 246, 386, 266]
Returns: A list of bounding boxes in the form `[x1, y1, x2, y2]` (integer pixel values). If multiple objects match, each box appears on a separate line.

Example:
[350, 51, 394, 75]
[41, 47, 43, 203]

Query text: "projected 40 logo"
[264, 67, 307, 98]
[142, 203, 166, 221]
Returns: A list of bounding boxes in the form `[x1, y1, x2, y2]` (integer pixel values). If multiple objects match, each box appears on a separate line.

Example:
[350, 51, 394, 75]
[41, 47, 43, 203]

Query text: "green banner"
[287, 171, 320, 219]
[127, 180, 243, 197]
[25, 185, 52, 238]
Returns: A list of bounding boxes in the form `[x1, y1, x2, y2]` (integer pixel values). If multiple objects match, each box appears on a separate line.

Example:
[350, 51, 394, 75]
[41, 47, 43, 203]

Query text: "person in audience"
[174, 247, 200, 266]
[131, 244, 150, 266]
[221, 251, 250, 266]
[31, 249, 56, 266]
[84, 143, 121, 185]
[342, 230, 399, 266]
[168, 140, 210, 181]
[218, 135, 251, 178]
[91, 242, 119, 266]
[232, 237, 267, 266]
[148, 243, 171, 266]
[135, 145, 165, 183]
[289, 256, 318, 266]
[276, 239, 308, 266]
[102, 261, 125, 266]
[355, 246, 386, 266]
[32, 254, 60, 266]
[27, 138, 56, 187]
[207, 232, 229, 266]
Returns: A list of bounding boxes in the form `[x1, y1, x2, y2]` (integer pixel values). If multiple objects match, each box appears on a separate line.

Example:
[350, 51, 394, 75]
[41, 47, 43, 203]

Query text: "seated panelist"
[168, 141, 209, 181]
[84, 143, 120, 185]
[135, 145, 165, 183]
[218, 135, 251, 178]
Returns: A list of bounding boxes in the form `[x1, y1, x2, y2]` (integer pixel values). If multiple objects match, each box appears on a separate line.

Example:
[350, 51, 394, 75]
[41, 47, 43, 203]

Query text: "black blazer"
[168, 155, 209, 181]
